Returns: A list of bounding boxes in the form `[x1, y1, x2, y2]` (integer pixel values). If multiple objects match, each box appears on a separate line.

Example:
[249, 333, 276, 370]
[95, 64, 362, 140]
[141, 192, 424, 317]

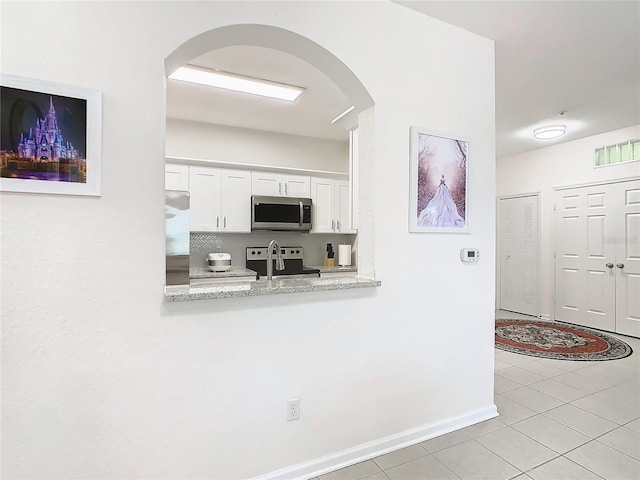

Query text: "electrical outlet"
[287, 397, 300, 421]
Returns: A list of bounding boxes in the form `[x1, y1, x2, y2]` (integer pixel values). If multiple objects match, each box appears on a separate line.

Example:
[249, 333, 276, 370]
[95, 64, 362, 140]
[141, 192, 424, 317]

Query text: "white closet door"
[615, 181, 640, 337]
[499, 195, 539, 316]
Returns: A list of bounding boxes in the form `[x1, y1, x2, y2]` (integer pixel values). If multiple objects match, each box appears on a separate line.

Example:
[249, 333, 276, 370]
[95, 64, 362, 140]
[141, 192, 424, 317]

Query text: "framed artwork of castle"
[0, 74, 102, 196]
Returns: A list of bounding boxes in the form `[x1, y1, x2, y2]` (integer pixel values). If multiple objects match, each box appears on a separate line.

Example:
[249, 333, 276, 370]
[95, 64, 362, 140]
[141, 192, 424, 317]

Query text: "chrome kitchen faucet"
[266, 239, 285, 280]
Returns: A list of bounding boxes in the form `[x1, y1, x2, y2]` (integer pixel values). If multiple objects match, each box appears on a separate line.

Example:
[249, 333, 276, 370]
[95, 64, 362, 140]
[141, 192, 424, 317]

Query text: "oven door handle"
[299, 200, 304, 228]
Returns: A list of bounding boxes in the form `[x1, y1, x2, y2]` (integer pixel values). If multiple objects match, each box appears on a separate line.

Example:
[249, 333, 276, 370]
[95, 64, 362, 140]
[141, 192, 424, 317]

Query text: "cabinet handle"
[331, 220, 335, 231]
[224, 217, 227, 228]
[216, 216, 219, 228]
[336, 220, 341, 231]
[617, 263, 625, 269]
[279, 183, 282, 195]
[285, 183, 288, 195]
[606, 263, 614, 268]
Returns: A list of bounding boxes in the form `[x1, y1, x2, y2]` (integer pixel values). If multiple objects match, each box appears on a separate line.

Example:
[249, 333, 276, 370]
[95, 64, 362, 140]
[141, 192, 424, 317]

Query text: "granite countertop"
[313, 265, 357, 274]
[165, 275, 380, 302]
[190, 266, 257, 279]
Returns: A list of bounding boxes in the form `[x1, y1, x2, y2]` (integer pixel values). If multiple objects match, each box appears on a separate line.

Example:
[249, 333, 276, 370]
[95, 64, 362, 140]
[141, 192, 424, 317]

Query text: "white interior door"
[615, 181, 640, 337]
[554, 184, 617, 331]
[499, 195, 539, 316]
[554, 179, 640, 337]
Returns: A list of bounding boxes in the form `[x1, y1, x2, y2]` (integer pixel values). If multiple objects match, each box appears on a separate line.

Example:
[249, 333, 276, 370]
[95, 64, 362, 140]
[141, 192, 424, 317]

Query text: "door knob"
[605, 263, 614, 268]
[617, 263, 625, 269]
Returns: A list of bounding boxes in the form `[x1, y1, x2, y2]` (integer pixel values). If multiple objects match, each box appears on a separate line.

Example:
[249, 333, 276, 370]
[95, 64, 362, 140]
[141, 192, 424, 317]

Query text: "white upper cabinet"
[165, 163, 189, 191]
[335, 181, 353, 233]
[310, 177, 355, 233]
[189, 166, 251, 232]
[220, 170, 252, 231]
[251, 172, 311, 198]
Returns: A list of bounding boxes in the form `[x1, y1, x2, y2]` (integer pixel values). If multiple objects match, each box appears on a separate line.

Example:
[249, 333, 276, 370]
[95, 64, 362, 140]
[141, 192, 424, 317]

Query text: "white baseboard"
[249, 404, 498, 480]
[540, 313, 551, 321]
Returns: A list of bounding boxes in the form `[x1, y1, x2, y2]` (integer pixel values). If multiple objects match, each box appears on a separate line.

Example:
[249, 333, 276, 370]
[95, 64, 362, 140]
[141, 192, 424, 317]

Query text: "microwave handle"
[299, 200, 304, 227]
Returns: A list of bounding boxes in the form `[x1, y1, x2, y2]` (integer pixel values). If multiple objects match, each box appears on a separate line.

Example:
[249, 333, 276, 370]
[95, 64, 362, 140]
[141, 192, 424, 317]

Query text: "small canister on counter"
[207, 252, 232, 272]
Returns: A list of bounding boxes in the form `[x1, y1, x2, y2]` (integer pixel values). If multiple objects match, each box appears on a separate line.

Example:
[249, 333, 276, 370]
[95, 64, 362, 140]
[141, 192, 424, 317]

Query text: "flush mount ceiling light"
[533, 125, 567, 140]
[169, 65, 304, 102]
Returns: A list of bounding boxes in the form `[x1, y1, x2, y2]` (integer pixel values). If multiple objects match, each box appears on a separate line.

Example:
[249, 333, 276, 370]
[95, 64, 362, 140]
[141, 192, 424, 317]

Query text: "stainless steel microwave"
[251, 195, 312, 232]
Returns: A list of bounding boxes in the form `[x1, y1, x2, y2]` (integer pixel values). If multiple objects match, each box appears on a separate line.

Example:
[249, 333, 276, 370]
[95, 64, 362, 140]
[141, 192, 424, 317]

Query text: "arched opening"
[164, 24, 373, 114]
[164, 23, 375, 285]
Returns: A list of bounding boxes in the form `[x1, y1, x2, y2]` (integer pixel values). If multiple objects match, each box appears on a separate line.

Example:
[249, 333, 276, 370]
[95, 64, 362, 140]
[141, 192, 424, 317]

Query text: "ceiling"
[165, 1, 640, 158]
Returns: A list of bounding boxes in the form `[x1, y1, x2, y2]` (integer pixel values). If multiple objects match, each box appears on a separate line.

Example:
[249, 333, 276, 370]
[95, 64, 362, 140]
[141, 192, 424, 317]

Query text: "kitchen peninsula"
[164, 274, 380, 301]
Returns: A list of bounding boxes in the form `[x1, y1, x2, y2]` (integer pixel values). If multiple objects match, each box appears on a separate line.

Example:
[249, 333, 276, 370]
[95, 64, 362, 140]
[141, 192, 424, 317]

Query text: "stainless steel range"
[246, 246, 321, 280]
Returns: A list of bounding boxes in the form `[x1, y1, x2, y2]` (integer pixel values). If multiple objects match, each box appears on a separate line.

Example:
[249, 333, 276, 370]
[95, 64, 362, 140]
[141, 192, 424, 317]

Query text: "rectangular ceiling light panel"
[169, 65, 303, 102]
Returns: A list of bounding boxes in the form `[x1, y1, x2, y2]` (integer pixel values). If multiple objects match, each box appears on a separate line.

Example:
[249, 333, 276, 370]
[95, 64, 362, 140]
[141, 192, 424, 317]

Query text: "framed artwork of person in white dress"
[409, 127, 469, 233]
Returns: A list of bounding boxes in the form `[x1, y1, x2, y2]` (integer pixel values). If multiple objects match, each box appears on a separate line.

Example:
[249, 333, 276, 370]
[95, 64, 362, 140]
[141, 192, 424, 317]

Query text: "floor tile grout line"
[588, 429, 640, 462]
[525, 379, 594, 403]
[495, 388, 574, 418]
[372, 446, 464, 480]
[566, 370, 637, 392]
[467, 436, 531, 478]
[507, 412, 593, 455]
[380, 450, 464, 480]
[564, 399, 635, 428]
[520, 452, 608, 480]
[537, 409, 620, 440]
[494, 384, 635, 450]
[495, 374, 639, 423]
[371, 443, 430, 473]
[498, 383, 582, 409]
[477, 412, 635, 480]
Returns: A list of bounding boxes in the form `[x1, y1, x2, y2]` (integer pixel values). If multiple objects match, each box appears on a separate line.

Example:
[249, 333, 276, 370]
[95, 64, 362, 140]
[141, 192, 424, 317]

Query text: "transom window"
[595, 139, 640, 167]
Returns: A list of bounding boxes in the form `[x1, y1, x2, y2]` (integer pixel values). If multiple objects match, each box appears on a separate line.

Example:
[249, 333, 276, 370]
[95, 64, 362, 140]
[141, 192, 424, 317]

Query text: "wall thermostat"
[460, 248, 480, 263]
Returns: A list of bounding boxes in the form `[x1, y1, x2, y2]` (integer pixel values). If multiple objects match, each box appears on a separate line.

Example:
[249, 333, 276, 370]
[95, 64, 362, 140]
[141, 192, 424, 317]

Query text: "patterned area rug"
[495, 319, 633, 361]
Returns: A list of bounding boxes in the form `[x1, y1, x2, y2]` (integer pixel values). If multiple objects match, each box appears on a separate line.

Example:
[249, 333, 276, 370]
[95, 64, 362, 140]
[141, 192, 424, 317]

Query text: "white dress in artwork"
[417, 175, 465, 227]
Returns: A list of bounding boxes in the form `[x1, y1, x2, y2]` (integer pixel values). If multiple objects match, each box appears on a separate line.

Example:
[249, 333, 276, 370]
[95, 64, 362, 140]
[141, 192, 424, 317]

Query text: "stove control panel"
[246, 246, 305, 261]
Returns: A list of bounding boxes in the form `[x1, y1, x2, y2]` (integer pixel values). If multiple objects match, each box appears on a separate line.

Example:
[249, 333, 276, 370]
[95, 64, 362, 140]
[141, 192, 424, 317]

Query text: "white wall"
[1, 2, 495, 479]
[166, 118, 349, 173]
[496, 124, 640, 318]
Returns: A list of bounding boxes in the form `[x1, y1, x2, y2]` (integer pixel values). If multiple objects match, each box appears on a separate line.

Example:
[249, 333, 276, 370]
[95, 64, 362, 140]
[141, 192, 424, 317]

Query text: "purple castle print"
[1, 86, 87, 183]
[17, 97, 80, 162]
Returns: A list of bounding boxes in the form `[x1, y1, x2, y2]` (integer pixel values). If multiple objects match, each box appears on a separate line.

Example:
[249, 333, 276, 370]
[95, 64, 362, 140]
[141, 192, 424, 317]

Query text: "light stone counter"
[164, 275, 380, 302]
[313, 265, 358, 274]
[190, 266, 257, 279]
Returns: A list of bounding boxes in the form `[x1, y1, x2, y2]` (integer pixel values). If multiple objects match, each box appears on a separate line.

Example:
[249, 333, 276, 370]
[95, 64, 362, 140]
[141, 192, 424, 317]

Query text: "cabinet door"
[335, 180, 355, 233]
[165, 163, 189, 191]
[189, 166, 222, 232]
[283, 174, 311, 197]
[310, 177, 335, 233]
[252, 172, 283, 196]
[221, 170, 251, 232]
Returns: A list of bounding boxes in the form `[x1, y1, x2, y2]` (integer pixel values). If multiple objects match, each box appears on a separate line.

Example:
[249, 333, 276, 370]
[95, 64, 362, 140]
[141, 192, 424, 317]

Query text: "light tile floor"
[314, 311, 640, 480]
